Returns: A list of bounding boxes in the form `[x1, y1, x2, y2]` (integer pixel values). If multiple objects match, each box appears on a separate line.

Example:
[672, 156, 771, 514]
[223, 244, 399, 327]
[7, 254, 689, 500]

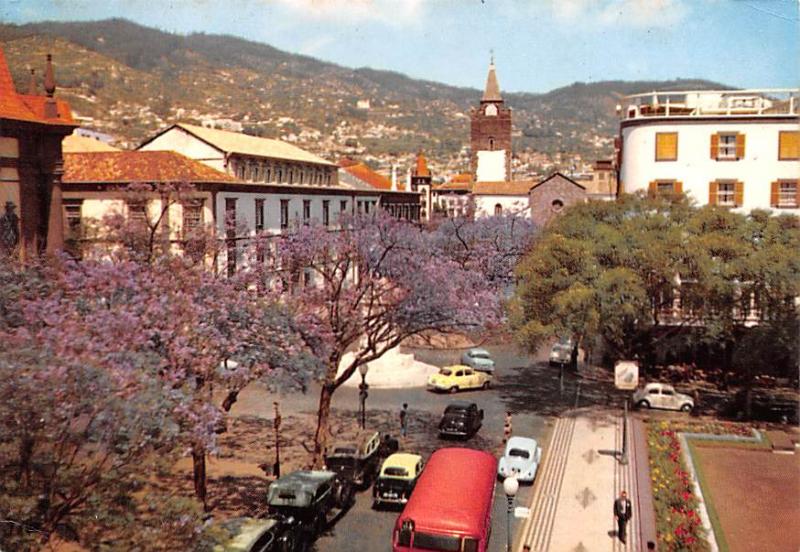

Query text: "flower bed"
[648, 422, 710, 551]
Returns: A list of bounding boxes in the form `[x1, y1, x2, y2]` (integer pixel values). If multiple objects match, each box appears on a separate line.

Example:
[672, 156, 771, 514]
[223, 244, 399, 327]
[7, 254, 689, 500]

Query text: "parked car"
[497, 436, 542, 483]
[460, 348, 495, 373]
[549, 338, 575, 368]
[633, 382, 694, 412]
[372, 452, 424, 508]
[427, 365, 491, 393]
[266, 470, 352, 543]
[215, 516, 299, 552]
[438, 401, 484, 438]
[324, 430, 397, 488]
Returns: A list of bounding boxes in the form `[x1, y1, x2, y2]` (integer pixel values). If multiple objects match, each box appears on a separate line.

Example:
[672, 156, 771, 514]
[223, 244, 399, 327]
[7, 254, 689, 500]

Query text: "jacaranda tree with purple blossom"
[278, 212, 504, 466]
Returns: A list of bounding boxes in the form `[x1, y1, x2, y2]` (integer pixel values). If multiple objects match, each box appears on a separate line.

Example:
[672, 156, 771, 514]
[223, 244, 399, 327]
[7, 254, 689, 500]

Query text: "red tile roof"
[472, 180, 535, 196]
[435, 173, 473, 192]
[340, 161, 394, 190]
[0, 46, 74, 126]
[63, 151, 237, 183]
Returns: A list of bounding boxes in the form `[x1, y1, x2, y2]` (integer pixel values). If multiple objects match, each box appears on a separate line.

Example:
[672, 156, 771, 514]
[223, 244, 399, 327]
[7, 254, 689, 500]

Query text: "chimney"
[27, 68, 37, 95]
[43, 54, 58, 118]
[391, 165, 397, 191]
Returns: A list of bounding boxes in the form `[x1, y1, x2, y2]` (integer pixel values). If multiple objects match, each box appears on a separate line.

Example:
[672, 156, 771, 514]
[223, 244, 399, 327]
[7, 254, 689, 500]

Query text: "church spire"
[481, 55, 502, 103]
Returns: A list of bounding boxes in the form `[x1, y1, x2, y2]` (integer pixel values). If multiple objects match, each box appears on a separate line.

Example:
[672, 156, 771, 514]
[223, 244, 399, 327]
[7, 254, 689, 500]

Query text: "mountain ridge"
[0, 18, 728, 174]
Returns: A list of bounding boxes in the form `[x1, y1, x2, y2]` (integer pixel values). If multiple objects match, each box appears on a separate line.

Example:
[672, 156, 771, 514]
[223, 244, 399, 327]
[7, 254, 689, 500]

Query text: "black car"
[324, 430, 397, 488]
[266, 470, 353, 545]
[438, 401, 484, 438]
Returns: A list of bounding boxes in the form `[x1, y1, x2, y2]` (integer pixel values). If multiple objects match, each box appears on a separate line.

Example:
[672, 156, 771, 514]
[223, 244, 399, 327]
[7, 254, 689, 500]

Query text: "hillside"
[0, 19, 726, 175]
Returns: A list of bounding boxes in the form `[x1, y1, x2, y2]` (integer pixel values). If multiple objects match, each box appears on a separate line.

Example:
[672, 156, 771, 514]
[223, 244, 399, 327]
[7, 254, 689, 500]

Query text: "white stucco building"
[472, 181, 533, 218]
[618, 88, 800, 213]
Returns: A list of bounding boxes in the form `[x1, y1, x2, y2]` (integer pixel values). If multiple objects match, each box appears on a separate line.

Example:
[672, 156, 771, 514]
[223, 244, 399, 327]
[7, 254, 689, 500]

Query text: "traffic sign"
[614, 360, 639, 390]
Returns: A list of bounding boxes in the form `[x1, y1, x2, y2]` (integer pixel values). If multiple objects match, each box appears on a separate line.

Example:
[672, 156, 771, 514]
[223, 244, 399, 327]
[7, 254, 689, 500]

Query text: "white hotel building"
[618, 88, 800, 214]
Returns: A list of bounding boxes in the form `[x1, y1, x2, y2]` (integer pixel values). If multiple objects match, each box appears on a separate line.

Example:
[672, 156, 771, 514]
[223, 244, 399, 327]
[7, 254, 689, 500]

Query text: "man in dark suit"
[614, 490, 632, 544]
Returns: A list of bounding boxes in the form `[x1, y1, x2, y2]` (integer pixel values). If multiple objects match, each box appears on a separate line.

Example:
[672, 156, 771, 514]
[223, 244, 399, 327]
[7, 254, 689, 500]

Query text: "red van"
[392, 447, 497, 552]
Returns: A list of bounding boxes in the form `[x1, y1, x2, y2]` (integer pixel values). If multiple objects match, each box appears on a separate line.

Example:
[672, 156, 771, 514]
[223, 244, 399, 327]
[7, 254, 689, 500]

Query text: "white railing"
[621, 88, 800, 120]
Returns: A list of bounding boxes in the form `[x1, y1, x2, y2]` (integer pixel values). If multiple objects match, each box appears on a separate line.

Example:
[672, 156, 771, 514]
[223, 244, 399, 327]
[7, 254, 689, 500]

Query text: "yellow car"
[427, 365, 491, 393]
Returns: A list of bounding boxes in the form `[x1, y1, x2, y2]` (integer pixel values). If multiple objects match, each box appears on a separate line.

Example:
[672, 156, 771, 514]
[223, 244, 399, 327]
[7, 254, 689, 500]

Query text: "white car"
[633, 383, 694, 412]
[460, 348, 495, 373]
[498, 436, 542, 483]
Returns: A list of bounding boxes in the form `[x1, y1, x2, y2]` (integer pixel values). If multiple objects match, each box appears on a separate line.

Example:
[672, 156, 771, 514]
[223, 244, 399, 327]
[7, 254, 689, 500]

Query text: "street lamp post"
[273, 401, 282, 478]
[503, 476, 519, 552]
[358, 364, 369, 430]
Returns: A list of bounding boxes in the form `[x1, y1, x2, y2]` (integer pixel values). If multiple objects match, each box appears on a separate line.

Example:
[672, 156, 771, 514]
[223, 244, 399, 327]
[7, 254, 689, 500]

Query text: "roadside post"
[614, 360, 639, 466]
[358, 364, 370, 429]
[503, 476, 519, 552]
[273, 401, 282, 477]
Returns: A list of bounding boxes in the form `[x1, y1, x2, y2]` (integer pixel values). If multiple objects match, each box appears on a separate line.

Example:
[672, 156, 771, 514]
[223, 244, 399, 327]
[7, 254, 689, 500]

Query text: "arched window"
[485, 104, 498, 116]
[489, 137, 495, 150]
[494, 203, 503, 216]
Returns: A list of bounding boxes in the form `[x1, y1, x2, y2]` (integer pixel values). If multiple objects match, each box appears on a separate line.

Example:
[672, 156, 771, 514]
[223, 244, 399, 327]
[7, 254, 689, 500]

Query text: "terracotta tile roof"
[340, 162, 394, 190]
[62, 133, 119, 153]
[435, 174, 473, 192]
[472, 180, 536, 195]
[0, 46, 74, 125]
[148, 123, 335, 166]
[63, 151, 237, 183]
[414, 151, 430, 177]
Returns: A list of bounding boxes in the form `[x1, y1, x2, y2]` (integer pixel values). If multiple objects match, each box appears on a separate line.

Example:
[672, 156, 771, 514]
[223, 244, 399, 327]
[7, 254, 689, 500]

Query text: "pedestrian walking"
[613, 490, 632, 544]
[503, 411, 512, 443]
[400, 403, 409, 438]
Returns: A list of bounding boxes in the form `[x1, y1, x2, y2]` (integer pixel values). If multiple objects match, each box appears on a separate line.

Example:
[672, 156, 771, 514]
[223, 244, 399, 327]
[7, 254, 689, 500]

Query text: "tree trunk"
[192, 445, 208, 511]
[18, 435, 34, 488]
[222, 390, 239, 412]
[312, 382, 335, 469]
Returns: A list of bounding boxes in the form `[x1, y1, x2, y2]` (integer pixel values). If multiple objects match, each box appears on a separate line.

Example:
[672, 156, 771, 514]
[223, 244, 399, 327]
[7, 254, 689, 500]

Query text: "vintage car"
[266, 470, 352, 541]
[498, 436, 542, 483]
[633, 382, 694, 412]
[214, 516, 299, 552]
[324, 430, 397, 488]
[427, 365, 491, 393]
[438, 401, 484, 438]
[549, 337, 575, 368]
[372, 453, 424, 508]
[460, 348, 495, 373]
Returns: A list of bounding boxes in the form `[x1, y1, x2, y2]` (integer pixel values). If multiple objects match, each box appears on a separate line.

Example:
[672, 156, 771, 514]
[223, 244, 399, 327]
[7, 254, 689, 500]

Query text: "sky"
[2, 0, 798, 93]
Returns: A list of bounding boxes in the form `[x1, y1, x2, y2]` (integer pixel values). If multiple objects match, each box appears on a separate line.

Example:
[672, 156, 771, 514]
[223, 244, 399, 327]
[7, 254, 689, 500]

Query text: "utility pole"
[273, 401, 282, 478]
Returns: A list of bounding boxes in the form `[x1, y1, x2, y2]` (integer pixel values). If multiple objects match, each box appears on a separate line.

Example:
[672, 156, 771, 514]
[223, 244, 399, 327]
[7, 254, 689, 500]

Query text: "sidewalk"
[516, 409, 656, 552]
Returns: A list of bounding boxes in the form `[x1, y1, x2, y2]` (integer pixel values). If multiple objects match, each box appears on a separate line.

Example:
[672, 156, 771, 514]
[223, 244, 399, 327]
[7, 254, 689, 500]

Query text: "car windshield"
[439, 369, 452, 376]
[383, 467, 409, 477]
[509, 448, 530, 459]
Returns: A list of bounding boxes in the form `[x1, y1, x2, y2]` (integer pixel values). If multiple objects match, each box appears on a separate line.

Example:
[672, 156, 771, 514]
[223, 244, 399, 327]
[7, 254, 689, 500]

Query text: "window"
[709, 180, 743, 207]
[182, 200, 204, 236]
[127, 201, 147, 225]
[252, 164, 259, 181]
[648, 180, 683, 197]
[255, 199, 265, 232]
[340, 200, 348, 216]
[277, 168, 283, 183]
[63, 199, 83, 239]
[265, 166, 272, 182]
[551, 199, 564, 212]
[711, 132, 744, 160]
[771, 180, 799, 208]
[280, 199, 289, 230]
[485, 104, 497, 116]
[655, 132, 678, 161]
[236, 163, 245, 179]
[225, 198, 237, 276]
[494, 203, 502, 216]
[303, 200, 311, 225]
[322, 200, 330, 227]
[778, 131, 800, 160]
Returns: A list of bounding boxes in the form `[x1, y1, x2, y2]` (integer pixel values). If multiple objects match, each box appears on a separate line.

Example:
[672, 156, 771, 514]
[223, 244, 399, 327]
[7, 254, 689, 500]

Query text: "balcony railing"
[621, 88, 800, 120]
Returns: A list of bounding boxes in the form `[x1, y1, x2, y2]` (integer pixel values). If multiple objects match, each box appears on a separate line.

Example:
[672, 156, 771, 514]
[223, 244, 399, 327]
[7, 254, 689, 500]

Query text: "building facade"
[409, 151, 433, 221]
[619, 89, 800, 213]
[0, 47, 76, 260]
[472, 181, 533, 219]
[529, 173, 587, 227]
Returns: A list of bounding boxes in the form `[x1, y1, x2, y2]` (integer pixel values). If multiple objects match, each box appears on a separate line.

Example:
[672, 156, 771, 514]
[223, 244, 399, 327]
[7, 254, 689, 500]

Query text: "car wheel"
[680, 403, 693, 412]
[636, 400, 650, 409]
[482, 381, 490, 390]
[449, 386, 458, 394]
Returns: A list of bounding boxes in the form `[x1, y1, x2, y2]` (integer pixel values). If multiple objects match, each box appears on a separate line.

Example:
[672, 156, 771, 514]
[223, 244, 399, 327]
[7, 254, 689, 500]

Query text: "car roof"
[330, 430, 380, 454]
[446, 400, 476, 410]
[468, 348, 490, 355]
[271, 470, 335, 490]
[216, 518, 279, 552]
[442, 364, 470, 371]
[381, 453, 423, 473]
[506, 436, 538, 451]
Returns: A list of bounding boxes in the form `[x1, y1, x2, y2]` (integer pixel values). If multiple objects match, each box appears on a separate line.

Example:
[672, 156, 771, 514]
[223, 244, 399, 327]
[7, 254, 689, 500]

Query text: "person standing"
[399, 403, 409, 438]
[503, 411, 513, 443]
[614, 490, 632, 544]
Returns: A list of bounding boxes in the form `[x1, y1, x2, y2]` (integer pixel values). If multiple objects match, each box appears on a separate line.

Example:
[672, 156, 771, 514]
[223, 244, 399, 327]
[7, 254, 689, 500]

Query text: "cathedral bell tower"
[470, 56, 512, 182]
